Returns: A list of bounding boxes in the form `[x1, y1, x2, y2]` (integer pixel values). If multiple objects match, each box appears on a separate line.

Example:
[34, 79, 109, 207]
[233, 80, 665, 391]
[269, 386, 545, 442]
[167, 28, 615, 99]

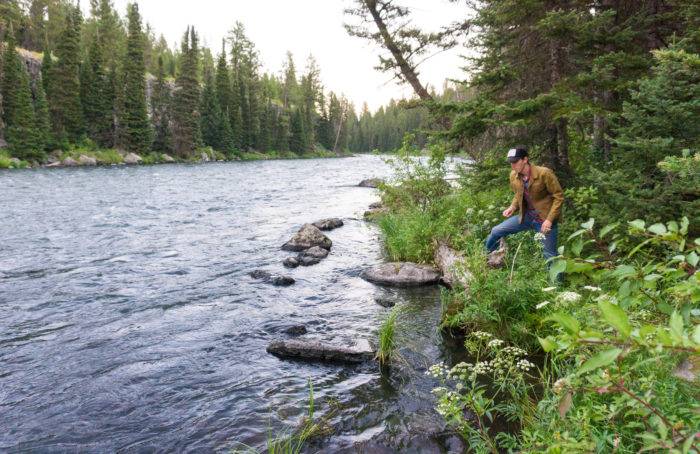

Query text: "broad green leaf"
[538, 336, 557, 352]
[669, 311, 684, 343]
[581, 218, 595, 230]
[567, 229, 587, 241]
[687, 251, 699, 267]
[648, 223, 667, 235]
[566, 261, 594, 274]
[693, 325, 700, 344]
[545, 313, 580, 335]
[667, 221, 678, 233]
[681, 217, 689, 235]
[578, 348, 622, 375]
[599, 222, 619, 239]
[643, 273, 662, 282]
[618, 280, 631, 298]
[598, 300, 631, 338]
[629, 219, 645, 230]
[612, 265, 636, 279]
[608, 241, 617, 253]
[694, 238, 700, 246]
[571, 237, 584, 257]
[549, 259, 566, 282]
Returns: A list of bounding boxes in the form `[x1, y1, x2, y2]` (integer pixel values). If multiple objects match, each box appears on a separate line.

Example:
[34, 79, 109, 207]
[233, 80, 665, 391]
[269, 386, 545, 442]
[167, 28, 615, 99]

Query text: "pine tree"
[275, 110, 290, 152]
[151, 55, 172, 153]
[51, 4, 83, 142]
[120, 3, 152, 153]
[81, 35, 113, 147]
[200, 67, 224, 150]
[289, 107, 306, 153]
[33, 74, 52, 151]
[172, 26, 201, 157]
[1, 32, 42, 160]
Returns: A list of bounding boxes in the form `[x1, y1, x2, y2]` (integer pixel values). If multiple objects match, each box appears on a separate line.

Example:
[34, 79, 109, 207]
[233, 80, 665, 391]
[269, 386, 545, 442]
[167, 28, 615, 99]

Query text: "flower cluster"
[552, 378, 570, 394]
[427, 362, 449, 379]
[516, 359, 535, 371]
[472, 331, 493, 340]
[558, 291, 581, 303]
[487, 339, 505, 349]
[534, 232, 547, 241]
[448, 362, 473, 380]
[583, 285, 602, 292]
[502, 346, 527, 357]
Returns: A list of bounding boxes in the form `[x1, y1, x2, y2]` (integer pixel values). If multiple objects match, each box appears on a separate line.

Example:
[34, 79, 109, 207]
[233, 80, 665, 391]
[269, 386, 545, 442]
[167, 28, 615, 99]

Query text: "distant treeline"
[0, 0, 431, 163]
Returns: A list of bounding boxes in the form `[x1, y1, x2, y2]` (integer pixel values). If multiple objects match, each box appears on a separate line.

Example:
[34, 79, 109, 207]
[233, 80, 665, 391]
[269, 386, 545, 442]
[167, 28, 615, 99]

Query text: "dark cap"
[506, 146, 528, 163]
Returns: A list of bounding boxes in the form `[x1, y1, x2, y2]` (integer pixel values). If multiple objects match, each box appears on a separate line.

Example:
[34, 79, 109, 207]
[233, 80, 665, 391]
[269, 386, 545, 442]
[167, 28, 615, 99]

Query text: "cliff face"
[0, 47, 175, 148]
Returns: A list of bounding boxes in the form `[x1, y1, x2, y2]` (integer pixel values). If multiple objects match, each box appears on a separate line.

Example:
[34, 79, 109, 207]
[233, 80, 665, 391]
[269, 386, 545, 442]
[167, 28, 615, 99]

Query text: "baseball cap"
[506, 146, 528, 163]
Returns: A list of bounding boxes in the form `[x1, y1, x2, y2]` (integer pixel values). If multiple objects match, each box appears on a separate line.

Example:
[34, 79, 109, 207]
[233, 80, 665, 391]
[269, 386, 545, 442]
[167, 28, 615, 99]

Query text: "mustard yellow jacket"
[509, 164, 564, 223]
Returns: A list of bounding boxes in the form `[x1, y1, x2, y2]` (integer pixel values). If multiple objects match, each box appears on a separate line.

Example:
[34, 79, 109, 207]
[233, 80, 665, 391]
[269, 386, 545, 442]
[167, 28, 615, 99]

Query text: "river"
[1, 155, 464, 453]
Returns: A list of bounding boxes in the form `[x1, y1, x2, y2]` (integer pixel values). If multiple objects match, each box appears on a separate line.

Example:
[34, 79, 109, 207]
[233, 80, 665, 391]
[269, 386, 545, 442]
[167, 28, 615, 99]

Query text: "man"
[485, 145, 564, 264]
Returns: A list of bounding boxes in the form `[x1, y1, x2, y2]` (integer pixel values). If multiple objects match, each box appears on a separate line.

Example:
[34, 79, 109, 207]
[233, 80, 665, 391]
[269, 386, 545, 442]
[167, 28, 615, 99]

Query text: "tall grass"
[376, 308, 398, 365]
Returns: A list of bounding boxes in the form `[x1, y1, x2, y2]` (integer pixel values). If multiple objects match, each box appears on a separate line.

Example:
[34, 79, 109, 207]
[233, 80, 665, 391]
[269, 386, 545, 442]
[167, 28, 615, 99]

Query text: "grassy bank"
[374, 146, 700, 452]
[0, 143, 351, 169]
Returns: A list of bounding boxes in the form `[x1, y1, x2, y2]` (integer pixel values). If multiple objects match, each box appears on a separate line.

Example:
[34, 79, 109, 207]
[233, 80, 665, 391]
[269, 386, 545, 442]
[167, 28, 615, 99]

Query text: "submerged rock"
[312, 218, 344, 231]
[359, 178, 384, 188]
[249, 269, 295, 286]
[282, 224, 332, 251]
[361, 262, 441, 287]
[375, 297, 396, 308]
[282, 325, 308, 336]
[267, 338, 375, 363]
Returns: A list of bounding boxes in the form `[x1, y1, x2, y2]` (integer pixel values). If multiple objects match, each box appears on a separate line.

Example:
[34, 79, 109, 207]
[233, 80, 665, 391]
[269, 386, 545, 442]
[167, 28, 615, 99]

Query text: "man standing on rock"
[485, 146, 564, 265]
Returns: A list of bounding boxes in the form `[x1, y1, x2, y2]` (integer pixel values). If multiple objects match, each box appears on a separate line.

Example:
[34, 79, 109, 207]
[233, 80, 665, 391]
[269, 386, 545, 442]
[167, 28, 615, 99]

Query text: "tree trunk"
[363, 0, 433, 102]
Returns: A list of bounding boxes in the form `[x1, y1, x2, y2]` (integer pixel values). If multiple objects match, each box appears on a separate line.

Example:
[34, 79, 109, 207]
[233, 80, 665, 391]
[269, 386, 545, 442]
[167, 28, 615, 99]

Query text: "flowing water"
[1, 155, 465, 453]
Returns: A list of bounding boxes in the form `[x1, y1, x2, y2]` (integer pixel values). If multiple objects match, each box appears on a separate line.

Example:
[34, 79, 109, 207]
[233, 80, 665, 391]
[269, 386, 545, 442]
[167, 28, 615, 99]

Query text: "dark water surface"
[1, 156, 462, 453]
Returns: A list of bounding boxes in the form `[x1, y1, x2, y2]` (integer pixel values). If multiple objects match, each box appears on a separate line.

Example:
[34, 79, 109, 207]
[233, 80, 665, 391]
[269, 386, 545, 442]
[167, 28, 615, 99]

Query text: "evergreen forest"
[0, 0, 426, 167]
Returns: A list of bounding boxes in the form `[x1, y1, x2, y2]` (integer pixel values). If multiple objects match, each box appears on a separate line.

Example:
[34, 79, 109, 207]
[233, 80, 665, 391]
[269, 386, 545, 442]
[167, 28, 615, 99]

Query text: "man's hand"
[540, 219, 552, 234]
[502, 206, 515, 217]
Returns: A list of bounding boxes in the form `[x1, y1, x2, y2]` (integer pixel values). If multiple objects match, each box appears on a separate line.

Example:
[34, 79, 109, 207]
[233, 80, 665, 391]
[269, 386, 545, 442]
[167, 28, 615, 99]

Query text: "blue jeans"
[485, 213, 559, 262]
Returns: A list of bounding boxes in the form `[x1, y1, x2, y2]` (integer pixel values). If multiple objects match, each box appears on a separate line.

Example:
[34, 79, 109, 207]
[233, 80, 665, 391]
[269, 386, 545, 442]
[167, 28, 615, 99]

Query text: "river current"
[1, 155, 463, 453]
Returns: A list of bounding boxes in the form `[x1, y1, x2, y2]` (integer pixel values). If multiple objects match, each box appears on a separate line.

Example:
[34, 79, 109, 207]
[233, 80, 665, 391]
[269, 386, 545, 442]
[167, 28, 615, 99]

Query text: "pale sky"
[103, 0, 467, 112]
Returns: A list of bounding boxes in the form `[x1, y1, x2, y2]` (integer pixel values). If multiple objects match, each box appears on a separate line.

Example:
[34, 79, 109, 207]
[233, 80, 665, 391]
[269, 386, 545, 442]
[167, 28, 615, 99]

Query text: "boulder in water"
[283, 257, 300, 268]
[249, 270, 295, 286]
[282, 224, 332, 252]
[361, 262, 441, 287]
[359, 178, 384, 188]
[375, 297, 396, 308]
[312, 218, 344, 231]
[267, 338, 375, 363]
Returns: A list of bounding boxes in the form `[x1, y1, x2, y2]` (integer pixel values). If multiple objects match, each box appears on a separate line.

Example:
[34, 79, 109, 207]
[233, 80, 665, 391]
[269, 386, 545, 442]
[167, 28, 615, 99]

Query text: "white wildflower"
[502, 346, 527, 357]
[516, 359, 535, 371]
[558, 291, 581, 303]
[542, 286, 557, 292]
[534, 232, 546, 241]
[536, 300, 552, 309]
[583, 285, 601, 292]
[487, 339, 505, 348]
[488, 204, 495, 210]
[472, 331, 493, 340]
[466, 208, 474, 215]
[483, 219, 490, 226]
[478, 209, 484, 215]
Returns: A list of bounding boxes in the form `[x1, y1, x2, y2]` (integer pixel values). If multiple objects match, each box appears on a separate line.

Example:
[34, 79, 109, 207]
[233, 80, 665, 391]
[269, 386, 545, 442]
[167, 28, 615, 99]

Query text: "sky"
[102, 0, 468, 112]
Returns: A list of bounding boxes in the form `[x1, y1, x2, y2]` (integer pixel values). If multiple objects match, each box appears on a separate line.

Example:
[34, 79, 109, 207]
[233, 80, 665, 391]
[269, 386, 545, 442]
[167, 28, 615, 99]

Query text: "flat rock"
[283, 257, 300, 268]
[313, 218, 344, 231]
[282, 224, 332, 252]
[124, 152, 142, 164]
[266, 338, 375, 363]
[249, 270, 295, 286]
[78, 154, 97, 166]
[359, 178, 384, 188]
[361, 262, 441, 287]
